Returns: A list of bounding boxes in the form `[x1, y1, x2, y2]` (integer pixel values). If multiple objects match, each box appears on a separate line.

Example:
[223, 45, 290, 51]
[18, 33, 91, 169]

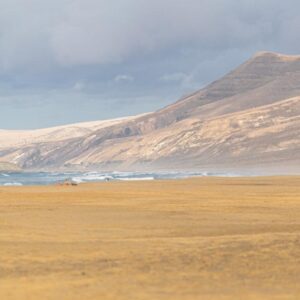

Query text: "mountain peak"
[252, 51, 300, 61]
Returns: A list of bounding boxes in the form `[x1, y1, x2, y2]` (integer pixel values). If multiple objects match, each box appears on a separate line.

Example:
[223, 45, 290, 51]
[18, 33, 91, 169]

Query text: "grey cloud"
[1, 0, 300, 71]
[0, 0, 300, 128]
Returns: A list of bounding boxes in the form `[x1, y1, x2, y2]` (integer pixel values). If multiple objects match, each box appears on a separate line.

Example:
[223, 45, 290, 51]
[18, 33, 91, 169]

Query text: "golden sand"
[0, 177, 300, 300]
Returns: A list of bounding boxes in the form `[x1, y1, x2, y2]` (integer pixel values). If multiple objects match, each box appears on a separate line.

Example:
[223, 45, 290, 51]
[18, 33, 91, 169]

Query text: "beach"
[1, 177, 300, 300]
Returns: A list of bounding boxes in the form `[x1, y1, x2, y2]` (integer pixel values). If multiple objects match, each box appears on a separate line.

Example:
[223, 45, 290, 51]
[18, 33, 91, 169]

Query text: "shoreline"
[0, 172, 300, 188]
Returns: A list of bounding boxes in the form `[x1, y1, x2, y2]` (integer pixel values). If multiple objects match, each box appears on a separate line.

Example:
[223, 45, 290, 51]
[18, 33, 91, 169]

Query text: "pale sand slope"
[0, 177, 300, 300]
[0, 114, 146, 149]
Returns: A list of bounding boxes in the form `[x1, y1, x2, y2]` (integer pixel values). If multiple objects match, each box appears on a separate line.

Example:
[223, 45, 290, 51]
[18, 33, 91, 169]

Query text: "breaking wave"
[3, 182, 23, 186]
[0, 171, 239, 186]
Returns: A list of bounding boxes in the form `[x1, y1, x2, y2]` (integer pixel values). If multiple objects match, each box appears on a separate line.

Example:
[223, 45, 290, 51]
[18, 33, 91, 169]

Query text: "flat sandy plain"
[1, 177, 300, 300]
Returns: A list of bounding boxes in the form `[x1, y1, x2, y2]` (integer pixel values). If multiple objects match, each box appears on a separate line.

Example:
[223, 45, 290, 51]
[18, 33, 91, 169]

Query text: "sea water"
[0, 171, 239, 186]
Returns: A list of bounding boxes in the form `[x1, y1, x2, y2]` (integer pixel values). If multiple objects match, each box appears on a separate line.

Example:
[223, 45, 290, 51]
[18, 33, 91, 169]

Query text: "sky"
[0, 0, 300, 129]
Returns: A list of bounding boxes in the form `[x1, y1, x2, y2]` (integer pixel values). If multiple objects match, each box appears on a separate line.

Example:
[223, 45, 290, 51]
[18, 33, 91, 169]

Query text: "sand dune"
[1, 177, 300, 299]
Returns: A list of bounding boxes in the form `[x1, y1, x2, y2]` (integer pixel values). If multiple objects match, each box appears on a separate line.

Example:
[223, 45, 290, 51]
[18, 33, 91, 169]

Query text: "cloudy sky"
[1, 0, 300, 129]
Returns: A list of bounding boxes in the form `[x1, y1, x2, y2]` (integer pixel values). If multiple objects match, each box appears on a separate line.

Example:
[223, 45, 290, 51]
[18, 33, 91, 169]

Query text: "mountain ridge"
[0, 51, 299, 174]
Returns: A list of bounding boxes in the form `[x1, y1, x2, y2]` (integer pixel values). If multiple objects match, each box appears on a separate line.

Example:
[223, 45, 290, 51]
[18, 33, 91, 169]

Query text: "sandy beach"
[1, 177, 300, 300]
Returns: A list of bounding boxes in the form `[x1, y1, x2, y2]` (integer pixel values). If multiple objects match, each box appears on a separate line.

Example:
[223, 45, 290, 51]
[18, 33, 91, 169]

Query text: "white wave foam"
[3, 182, 23, 186]
[118, 177, 155, 181]
[72, 174, 114, 183]
[1, 173, 10, 177]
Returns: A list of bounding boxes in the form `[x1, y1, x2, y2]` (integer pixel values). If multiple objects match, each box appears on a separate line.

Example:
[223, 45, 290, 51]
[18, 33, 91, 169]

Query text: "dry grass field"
[0, 177, 300, 300]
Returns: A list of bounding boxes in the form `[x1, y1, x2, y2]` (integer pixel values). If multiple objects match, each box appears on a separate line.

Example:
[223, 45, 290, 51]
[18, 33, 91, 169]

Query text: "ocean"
[0, 171, 238, 186]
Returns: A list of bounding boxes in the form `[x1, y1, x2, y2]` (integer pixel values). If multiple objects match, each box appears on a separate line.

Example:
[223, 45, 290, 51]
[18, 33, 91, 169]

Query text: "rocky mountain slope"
[0, 51, 299, 173]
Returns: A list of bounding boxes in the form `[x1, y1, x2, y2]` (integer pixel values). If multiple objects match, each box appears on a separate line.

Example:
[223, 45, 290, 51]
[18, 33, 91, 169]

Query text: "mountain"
[0, 115, 146, 149]
[0, 51, 299, 174]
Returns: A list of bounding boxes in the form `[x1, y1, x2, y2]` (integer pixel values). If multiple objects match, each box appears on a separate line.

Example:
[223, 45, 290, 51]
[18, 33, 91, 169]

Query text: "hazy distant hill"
[0, 115, 145, 149]
[0, 162, 21, 172]
[0, 51, 299, 174]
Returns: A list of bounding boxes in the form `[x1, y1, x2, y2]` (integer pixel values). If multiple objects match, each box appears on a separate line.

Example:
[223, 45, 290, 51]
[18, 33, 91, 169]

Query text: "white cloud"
[160, 72, 198, 91]
[160, 73, 188, 82]
[73, 81, 86, 91]
[114, 75, 134, 83]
